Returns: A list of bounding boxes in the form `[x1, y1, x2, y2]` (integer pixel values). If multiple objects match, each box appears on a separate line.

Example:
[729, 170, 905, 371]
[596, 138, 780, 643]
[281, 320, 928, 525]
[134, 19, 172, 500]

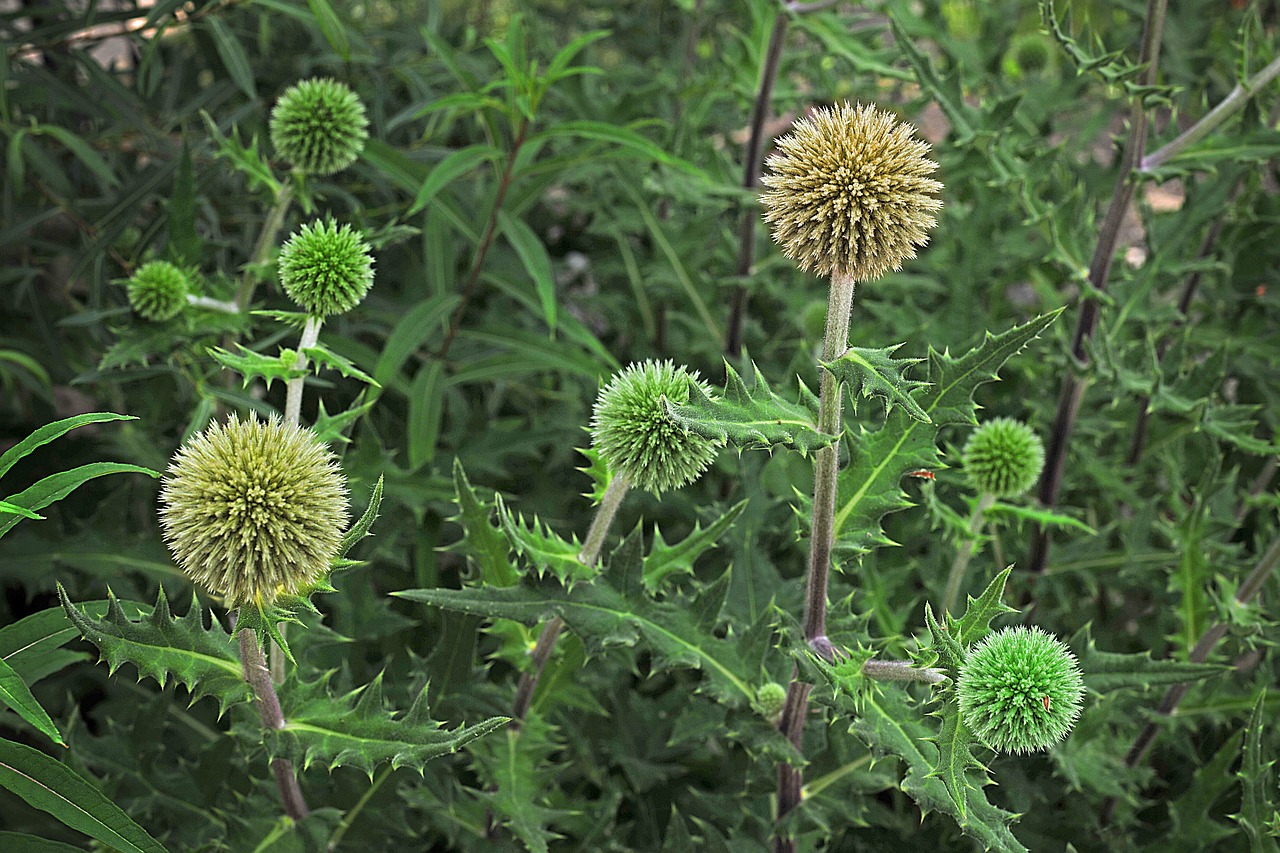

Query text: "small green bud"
[269, 78, 369, 176]
[1009, 33, 1052, 75]
[126, 260, 189, 321]
[760, 102, 943, 281]
[756, 682, 788, 724]
[278, 219, 375, 317]
[962, 417, 1044, 497]
[957, 626, 1084, 754]
[590, 360, 719, 495]
[159, 414, 349, 607]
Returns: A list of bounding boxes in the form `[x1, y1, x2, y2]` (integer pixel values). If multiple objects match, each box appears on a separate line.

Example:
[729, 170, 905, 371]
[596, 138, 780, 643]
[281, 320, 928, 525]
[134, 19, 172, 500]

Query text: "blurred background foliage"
[1, 0, 1278, 850]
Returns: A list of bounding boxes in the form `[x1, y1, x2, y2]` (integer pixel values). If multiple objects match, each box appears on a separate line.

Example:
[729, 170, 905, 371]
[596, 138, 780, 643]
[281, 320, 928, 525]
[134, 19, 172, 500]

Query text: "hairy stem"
[942, 492, 996, 615]
[239, 628, 308, 820]
[236, 181, 295, 311]
[862, 658, 947, 684]
[773, 674, 812, 853]
[1029, 0, 1168, 574]
[284, 316, 323, 427]
[187, 295, 239, 313]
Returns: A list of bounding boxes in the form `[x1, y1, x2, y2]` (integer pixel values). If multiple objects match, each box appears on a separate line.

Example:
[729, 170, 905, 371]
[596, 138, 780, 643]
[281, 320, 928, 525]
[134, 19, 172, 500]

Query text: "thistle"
[962, 418, 1045, 498]
[957, 626, 1084, 754]
[756, 682, 789, 725]
[278, 219, 375, 317]
[269, 78, 369, 176]
[591, 360, 719, 495]
[158, 414, 349, 607]
[126, 260, 190, 321]
[760, 102, 942, 281]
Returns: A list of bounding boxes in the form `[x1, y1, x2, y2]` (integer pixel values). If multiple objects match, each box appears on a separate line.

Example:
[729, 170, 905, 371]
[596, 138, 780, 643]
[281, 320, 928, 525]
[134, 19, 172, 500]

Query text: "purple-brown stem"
[239, 628, 309, 820]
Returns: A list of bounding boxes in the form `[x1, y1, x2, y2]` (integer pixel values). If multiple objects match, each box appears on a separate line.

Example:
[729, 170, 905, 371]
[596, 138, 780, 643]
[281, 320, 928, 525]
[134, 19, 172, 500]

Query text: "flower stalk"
[239, 626, 308, 820]
[941, 491, 996, 616]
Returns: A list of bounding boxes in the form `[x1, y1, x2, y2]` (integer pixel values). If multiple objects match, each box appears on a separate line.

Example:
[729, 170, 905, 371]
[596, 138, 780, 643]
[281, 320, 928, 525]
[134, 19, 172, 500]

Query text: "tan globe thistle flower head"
[159, 415, 349, 607]
[760, 102, 943, 280]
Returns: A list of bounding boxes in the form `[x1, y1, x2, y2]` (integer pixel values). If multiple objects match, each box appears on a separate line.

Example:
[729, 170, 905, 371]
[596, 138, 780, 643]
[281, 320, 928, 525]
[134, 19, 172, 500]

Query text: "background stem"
[941, 492, 996, 615]
[235, 181, 295, 311]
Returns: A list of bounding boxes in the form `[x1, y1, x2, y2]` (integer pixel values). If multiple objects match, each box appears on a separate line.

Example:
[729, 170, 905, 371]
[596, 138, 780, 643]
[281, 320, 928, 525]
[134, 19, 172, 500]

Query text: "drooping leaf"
[1070, 625, 1228, 693]
[2, 463, 159, 540]
[446, 460, 518, 588]
[406, 144, 501, 216]
[0, 600, 147, 685]
[0, 738, 168, 853]
[497, 210, 557, 334]
[0, 658, 63, 745]
[270, 671, 508, 775]
[0, 413, 136, 482]
[663, 360, 833, 456]
[306, 0, 351, 60]
[822, 343, 931, 424]
[642, 501, 746, 593]
[57, 585, 250, 715]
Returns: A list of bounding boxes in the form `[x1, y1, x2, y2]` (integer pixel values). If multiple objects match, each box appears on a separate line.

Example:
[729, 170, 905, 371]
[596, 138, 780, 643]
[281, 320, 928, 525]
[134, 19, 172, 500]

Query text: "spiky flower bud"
[962, 417, 1045, 497]
[756, 682, 788, 725]
[159, 415, 349, 607]
[760, 102, 942, 281]
[269, 78, 369, 176]
[278, 219, 375, 317]
[957, 626, 1084, 754]
[126, 261, 190, 321]
[591, 360, 719, 495]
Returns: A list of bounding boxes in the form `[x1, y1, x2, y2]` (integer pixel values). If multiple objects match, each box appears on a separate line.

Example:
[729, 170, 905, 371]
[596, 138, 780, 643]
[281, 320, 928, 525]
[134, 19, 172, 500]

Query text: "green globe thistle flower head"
[278, 219, 375, 317]
[270, 77, 369, 176]
[760, 102, 943, 281]
[159, 414, 349, 607]
[962, 417, 1045, 497]
[127, 260, 189, 321]
[957, 626, 1084, 754]
[591, 360, 719, 495]
[756, 682, 789, 725]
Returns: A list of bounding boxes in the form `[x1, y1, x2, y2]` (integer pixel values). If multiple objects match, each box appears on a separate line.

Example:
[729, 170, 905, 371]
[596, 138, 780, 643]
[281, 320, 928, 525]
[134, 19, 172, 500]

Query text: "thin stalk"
[1029, 0, 1168, 574]
[1140, 54, 1280, 173]
[239, 627, 308, 820]
[941, 492, 996, 615]
[437, 121, 529, 360]
[284, 316, 323, 427]
[187, 295, 240, 314]
[1101, 530, 1280, 825]
[327, 767, 391, 851]
[803, 270, 857, 658]
[862, 658, 947, 684]
[236, 181, 295, 311]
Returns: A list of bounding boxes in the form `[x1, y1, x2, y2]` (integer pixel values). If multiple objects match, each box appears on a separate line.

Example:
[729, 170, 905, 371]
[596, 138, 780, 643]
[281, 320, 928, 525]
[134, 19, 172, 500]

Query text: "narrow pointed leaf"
[0, 658, 63, 745]
[0, 413, 135, 481]
[1237, 690, 1279, 853]
[2, 463, 159, 539]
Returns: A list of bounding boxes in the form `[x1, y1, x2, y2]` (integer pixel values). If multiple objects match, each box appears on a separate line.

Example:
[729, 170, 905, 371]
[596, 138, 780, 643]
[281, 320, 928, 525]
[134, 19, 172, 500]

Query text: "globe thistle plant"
[591, 360, 719, 495]
[957, 626, 1085, 754]
[126, 260, 190, 321]
[962, 417, 1045, 498]
[159, 414, 349, 607]
[269, 78, 369, 176]
[278, 219, 375, 317]
[756, 682, 789, 725]
[760, 102, 943, 281]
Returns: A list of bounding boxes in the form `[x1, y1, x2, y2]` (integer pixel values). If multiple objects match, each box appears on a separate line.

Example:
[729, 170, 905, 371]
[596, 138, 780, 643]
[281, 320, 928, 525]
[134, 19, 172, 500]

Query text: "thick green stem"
[239, 628, 308, 820]
[941, 492, 996, 616]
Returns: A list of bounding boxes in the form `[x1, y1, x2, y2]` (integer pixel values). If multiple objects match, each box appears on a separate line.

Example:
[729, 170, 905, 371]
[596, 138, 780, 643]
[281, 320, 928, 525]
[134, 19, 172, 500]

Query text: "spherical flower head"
[756, 682, 788, 725]
[957, 626, 1084, 754]
[591, 360, 719, 495]
[962, 417, 1045, 497]
[278, 219, 375, 317]
[127, 261, 189, 321]
[760, 102, 942, 280]
[270, 78, 369, 176]
[159, 414, 349, 607]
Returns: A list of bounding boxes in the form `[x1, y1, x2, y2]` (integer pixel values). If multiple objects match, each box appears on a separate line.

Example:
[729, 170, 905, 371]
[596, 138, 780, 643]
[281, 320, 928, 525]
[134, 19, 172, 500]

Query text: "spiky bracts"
[591, 360, 720, 495]
[957, 626, 1084, 754]
[278, 219, 375, 317]
[760, 102, 942, 280]
[127, 260, 190, 321]
[159, 414, 349, 607]
[962, 417, 1045, 497]
[269, 78, 369, 176]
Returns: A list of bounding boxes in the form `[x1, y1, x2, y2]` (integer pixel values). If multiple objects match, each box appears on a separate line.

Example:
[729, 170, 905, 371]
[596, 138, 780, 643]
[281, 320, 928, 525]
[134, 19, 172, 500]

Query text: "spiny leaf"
[270, 671, 509, 776]
[662, 359, 834, 456]
[477, 720, 571, 853]
[207, 344, 304, 389]
[822, 343, 931, 424]
[313, 394, 377, 446]
[955, 567, 1019, 648]
[496, 496, 592, 585]
[302, 344, 381, 388]
[338, 475, 384, 559]
[1236, 690, 1279, 853]
[642, 501, 746, 593]
[201, 111, 280, 196]
[928, 698, 990, 819]
[1167, 731, 1245, 848]
[1069, 625, 1228, 693]
[446, 460, 518, 588]
[57, 585, 250, 715]
[832, 309, 1062, 555]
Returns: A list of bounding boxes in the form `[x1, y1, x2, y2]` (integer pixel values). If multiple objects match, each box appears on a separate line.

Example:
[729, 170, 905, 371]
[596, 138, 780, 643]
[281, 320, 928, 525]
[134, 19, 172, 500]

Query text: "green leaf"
[398, 527, 759, 705]
[0, 601, 148, 684]
[1237, 690, 1279, 852]
[496, 496, 591, 585]
[954, 567, 1019, 649]
[271, 671, 509, 775]
[407, 361, 445, 470]
[302, 344, 381, 387]
[822, 343, 931, 424]
[2, 462, 159, 540]
[0, 831, 85, 852]
[832, 309, 1063, 554]
[478, 721, 569, 853]
[929, 698, 988, 819]
[338, 475, 383, 560]
[57, 585, 251, 715]
[29, 123, 120, 189]
[984, 501, 1097, 535]
[208, 344, 305, 388]
[497, 210, 557, 334]
[534, 120, 707, 179]
[306, 0, 350, 60]
[1167, 731, 1244, 848]
[205, 17, 256, 98]
[201, 111, 281, 196]
[642, 501, 747, 593]
[372, 295, 458, 389]
[168, 141, 203, 265]
[312, 394, 376, 446]
[0, 500, 41, 520]
[406, 144, 500, 216]
[0, 738, 168, 853]
[446, 460, 518, 588]
[0, 413, 135, 481]
[663, 360, 833, 456]
[0, 658, 63, 745]
[1070, 625, 1228, 693]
